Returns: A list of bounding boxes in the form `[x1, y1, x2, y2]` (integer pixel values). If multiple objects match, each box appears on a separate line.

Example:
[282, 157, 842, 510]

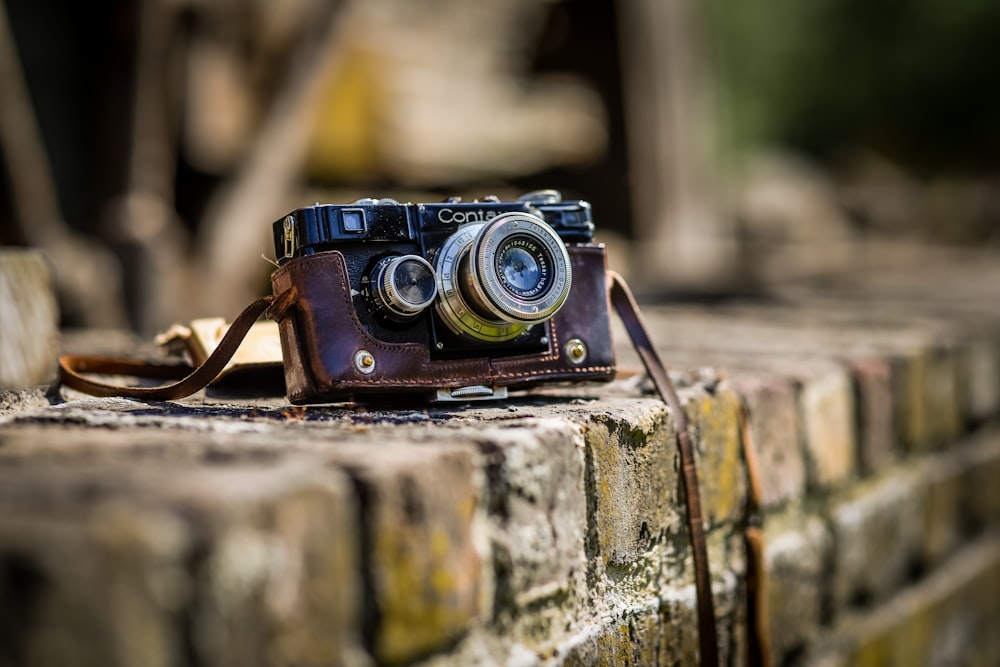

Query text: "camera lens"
[366, 254, 437, 322]
[435, 212, 572, 342]
[500, 244, 542, 295]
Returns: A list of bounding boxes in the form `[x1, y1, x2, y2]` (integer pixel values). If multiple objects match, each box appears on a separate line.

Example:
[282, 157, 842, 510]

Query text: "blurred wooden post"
[0, 0, 128, 328]
[195, 2, 348, 318]
[0, 250, 57, 386]
[617, 0, 737, 292]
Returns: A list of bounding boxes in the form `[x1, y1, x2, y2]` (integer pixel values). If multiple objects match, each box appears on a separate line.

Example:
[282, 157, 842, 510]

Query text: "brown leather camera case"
[269, 244, 616, 403]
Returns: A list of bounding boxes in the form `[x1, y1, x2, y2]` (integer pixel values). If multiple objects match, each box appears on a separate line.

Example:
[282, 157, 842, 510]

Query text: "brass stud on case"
[354, 350, 376, 374]
[565, 338, 587, 365]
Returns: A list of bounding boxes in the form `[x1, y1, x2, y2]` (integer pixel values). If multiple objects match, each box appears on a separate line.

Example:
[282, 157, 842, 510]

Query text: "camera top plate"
[272, 192, 594, 264]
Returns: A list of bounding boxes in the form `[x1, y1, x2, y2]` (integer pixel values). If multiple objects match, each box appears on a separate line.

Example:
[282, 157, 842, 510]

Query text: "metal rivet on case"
[355, 350, 376, 374]
[565, 338, 587, 365]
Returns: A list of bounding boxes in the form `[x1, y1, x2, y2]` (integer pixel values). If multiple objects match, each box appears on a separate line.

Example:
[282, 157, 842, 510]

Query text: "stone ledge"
[1, 260, 999, 666]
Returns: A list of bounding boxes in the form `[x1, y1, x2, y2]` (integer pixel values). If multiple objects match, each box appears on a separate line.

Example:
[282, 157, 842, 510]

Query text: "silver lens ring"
[375, 254, 437, 319]
[470, 212, 572, 323]
[435, 223, 527, 342]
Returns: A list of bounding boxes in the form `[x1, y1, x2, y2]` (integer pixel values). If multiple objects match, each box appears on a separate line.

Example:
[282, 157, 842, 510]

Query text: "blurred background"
[2, 0, 1000, 334]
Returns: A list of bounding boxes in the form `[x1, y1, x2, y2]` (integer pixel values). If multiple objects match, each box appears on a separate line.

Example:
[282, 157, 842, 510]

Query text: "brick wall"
[1, 256, 999, 666]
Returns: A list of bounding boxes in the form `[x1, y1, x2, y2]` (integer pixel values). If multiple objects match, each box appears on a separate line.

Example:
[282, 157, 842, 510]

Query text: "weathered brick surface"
[0, 507, 188, 667]
[763, 512, 832, 663]
[727, 373, 807, 508]
[473, 419, 589, 649]
[962, 336, 1000, 422]
[328, 443, 481, 666]
[804, 530, 1000, 667]
[0, 460, 364, 667]
[897, 343, 964, 452]
[633, 304, 970, 454]
[826, 468, 925, 614]
[583, 400, 682, 572]
[170, 465, 365, 667]
[557, 601, 699, 667]
[798, 364, 858, 491]
[2, 255, 1000, 666]
[684, 387, 747, 527]
[919, 448, 967, 569]
[555, 554, 744, 667]
[845, 356, 897, 474]
[962, 428, 1000, 532]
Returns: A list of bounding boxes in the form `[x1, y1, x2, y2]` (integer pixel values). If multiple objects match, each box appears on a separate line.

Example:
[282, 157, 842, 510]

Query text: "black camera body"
[270, 190, 614, 401]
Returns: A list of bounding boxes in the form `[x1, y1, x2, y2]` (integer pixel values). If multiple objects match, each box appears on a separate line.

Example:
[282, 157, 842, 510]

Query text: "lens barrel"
[367, 254, 437, 322]
[435, 213, 573, 342]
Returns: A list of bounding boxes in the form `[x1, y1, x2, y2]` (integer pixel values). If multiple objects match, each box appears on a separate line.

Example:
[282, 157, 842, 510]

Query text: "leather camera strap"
[58, 295, 277, 400]
[608, 271, 719, 667]
[738, 400, 771, 667]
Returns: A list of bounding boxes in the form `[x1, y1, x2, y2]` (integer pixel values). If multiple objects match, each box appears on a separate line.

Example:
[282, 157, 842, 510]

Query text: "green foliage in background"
[709, 0, 1000, 173]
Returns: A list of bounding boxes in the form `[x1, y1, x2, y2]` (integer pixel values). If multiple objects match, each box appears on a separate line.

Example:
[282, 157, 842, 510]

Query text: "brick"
[923, 345, 965, 448]
[799, 364, 857, 490]
[727, 374, 807, 508]
[961, 427, 1000, 532]
[470, 419, 589, 649]
[556, 603, 697, 667]
[895, 344, 964, 453]
[556, 552, 744, 667]
[763, 512, 832, 663]
[333, 443, 481, 666]
[919, 450, 965, 570]
[847, 356, 897, 474]
[558, 605, 671, 667]
[160, 463, 364, 667]
[1, 255, 998, 667]
[960, 336, 1000, 422]
[583, 399, 682, 570]
[889, 354, 923, 454]
[827, 470, 925, 614]
[684, 387, 747, 527]
[0, 250, 57, 387]
[0, 460, 364, 667]
[0, 502, 187, 667]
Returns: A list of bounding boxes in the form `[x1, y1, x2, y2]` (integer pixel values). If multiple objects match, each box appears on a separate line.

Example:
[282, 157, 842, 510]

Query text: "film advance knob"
[374, 255, 438, 320]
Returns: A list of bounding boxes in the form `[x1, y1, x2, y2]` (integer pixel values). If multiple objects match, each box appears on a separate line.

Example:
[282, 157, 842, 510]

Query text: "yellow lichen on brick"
[584, 407, 681, 568]
[375, 518, 480, 664]
[368, 452, 481, 666]
[686, 388, 746, 526]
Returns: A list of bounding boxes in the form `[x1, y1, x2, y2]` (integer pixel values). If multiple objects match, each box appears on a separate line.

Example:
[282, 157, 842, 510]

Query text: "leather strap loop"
[265, 285, 298, 323]
[58, 295, 276, 400]
[608, 271, 719, 667]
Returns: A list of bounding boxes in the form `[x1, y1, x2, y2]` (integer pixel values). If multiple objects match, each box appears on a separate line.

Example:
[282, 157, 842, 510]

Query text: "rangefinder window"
[341, 209, 366, 233]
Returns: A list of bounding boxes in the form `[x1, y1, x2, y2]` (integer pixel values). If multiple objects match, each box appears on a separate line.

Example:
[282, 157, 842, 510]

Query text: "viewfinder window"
[341, 209, 366, 233]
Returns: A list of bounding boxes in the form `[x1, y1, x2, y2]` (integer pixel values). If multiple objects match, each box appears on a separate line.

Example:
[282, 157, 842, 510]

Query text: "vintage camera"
[269, 190, 615, 402]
